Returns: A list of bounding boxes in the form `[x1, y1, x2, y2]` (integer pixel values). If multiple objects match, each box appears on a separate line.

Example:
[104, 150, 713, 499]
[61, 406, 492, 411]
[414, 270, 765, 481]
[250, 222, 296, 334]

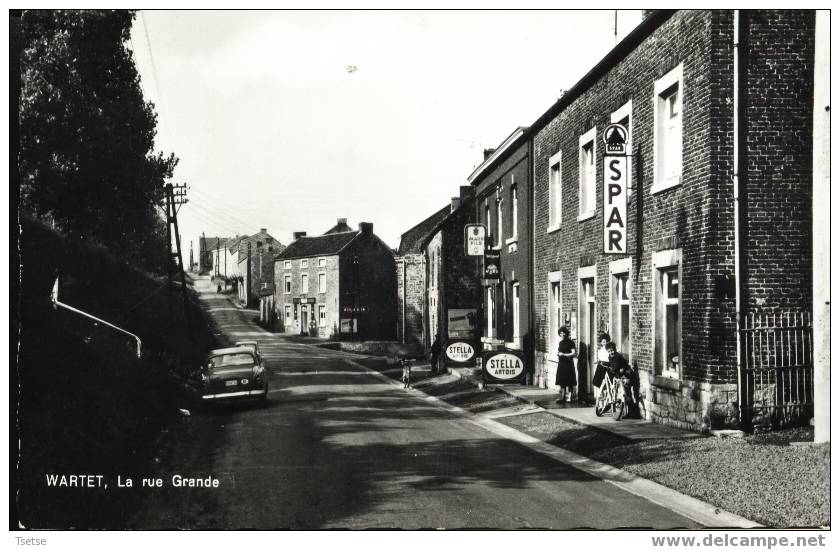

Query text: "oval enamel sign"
[485, 353, 524, 379]
[445, 342, 475, 362]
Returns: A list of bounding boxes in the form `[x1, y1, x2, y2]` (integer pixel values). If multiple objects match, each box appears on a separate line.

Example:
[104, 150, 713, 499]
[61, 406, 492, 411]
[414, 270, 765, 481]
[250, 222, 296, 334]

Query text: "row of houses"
[394, 9, 826, 434]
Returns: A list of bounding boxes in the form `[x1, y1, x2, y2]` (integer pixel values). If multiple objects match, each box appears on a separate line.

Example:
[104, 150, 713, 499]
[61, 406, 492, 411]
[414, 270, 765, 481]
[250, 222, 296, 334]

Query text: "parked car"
[234, 340, 261, 361]
[195, 347, 268, 404]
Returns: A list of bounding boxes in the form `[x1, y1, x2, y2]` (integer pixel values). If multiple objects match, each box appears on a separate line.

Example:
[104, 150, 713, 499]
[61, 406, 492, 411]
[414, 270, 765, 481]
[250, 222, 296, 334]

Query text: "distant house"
[395, 205, 450, 347]
[199, 236, 232, 274]
[232, 229, 284, 307]
[274, 220, 396, 339]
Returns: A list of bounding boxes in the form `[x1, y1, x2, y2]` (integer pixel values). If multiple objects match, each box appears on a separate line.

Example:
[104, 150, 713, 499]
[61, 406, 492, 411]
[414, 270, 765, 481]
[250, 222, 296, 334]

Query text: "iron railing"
[740, 311, 813, 431]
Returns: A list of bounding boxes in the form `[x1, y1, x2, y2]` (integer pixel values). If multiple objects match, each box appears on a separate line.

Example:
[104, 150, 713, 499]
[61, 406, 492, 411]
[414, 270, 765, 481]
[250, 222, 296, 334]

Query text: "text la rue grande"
[46, 473, 220, 489]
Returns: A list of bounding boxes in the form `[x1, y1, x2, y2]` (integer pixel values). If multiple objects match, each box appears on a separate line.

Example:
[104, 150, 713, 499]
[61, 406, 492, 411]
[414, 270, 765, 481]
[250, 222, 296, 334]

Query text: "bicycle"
[594, 367, 625, 420]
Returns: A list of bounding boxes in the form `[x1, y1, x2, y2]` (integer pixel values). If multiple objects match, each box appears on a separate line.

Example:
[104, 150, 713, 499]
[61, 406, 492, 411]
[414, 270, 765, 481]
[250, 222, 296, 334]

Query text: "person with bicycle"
[592, 332, 611, 391]
[606, 342, 640, 417]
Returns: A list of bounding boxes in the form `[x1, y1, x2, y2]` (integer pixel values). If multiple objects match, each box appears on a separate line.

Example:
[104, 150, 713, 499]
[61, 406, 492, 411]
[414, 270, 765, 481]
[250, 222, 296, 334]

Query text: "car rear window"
[210, 353, 255, 368]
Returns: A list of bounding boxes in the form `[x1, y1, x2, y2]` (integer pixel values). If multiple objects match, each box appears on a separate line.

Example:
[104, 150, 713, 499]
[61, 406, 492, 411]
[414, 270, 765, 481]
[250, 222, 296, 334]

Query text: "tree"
[19, 10, 177, 273]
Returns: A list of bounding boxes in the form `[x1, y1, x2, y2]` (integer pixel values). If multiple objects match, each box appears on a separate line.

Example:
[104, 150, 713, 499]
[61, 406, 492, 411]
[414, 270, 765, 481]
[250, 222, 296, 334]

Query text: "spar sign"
[482, 349, 526, 383]
[603, 124, 630, 254]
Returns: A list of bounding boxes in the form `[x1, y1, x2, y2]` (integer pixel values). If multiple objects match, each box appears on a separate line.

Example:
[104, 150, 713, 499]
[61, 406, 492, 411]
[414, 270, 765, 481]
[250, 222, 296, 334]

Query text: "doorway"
[300, 304, 309, 335]
[578, 272, 597, 398]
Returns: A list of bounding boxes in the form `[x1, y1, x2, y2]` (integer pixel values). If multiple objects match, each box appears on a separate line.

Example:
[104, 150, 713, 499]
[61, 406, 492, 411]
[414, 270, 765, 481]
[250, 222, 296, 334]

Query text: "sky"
[129, 10, 644, 254]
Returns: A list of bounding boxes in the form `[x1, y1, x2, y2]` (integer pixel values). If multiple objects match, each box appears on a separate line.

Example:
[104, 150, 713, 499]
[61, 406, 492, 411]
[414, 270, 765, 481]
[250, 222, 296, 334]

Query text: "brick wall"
[396, 254, 426, 345]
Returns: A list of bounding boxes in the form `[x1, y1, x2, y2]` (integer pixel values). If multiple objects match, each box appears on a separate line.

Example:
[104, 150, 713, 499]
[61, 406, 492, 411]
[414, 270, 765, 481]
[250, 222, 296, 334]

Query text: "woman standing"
[555, 326, 577, 403]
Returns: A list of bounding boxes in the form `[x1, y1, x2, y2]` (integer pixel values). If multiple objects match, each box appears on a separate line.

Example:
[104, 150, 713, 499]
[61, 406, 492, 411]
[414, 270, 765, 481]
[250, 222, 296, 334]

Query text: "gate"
[740, 311, 813, 431]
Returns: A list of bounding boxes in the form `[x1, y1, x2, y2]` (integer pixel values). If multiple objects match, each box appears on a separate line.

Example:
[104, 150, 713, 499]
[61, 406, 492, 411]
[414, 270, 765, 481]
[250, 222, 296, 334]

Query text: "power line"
[187, 198, 258, 234]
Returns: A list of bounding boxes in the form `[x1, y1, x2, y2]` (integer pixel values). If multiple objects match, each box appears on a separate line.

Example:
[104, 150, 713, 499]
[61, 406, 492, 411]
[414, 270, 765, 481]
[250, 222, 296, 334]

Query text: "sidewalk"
[446, 366, 700, 441]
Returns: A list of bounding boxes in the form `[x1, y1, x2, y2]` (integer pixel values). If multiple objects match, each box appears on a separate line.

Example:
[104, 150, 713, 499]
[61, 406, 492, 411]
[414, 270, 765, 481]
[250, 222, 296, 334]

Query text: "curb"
[346, 357, 762, 529]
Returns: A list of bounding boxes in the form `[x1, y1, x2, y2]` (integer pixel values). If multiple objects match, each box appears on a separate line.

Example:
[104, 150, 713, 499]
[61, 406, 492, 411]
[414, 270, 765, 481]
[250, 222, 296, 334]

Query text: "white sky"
[129, 10, 644, 252]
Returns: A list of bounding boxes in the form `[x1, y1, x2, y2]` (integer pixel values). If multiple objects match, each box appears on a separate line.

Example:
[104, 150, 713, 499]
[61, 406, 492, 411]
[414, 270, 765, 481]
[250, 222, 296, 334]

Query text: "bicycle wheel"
[613, 399, 624, 421]
[595, 390, 607, 417]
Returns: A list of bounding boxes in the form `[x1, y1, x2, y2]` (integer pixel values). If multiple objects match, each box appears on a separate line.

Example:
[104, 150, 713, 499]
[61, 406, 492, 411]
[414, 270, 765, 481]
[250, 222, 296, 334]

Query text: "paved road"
[129, 277, 699, 529]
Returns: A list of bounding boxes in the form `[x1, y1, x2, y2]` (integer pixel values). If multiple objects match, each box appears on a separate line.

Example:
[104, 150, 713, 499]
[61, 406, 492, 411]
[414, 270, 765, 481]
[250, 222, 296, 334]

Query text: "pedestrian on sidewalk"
[402, 359, 413, 389]
[429, 333, 442, 375]
[555, 326, 576, 404]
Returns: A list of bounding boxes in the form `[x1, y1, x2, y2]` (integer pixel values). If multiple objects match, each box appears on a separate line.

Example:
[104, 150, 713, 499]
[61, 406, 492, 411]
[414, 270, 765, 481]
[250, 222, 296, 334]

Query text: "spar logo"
[485, 353, 524, 380]
[445, 342, 475, 362]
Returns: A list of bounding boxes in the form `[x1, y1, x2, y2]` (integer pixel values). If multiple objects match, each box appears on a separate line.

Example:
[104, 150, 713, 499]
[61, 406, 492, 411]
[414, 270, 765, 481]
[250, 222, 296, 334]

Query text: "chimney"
[359, 222, 373, 236]
[293, 231, 307, 240]
[483, 148, 496, 160]
[459, 185, 474, 202]
[260, 228, 267, 234]
[450, 197, 461, 213]
[337, 217, 347, 226]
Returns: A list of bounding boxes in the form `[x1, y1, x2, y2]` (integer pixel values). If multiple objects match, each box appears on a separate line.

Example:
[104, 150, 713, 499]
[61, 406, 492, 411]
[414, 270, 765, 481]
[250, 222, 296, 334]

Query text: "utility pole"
[164, 183, 191, 337]
[246, 241, 252, 306]
[216, 236, 220, 278]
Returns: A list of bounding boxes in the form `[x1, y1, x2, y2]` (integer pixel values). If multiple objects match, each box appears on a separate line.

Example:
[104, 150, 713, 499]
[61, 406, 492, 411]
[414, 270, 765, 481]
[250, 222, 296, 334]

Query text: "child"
[402, 359, 413, 389]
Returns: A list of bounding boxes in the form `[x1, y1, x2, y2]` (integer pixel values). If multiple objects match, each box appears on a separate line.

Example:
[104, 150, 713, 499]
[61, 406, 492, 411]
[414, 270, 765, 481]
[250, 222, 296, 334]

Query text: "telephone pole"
[164, 183, 192, 337]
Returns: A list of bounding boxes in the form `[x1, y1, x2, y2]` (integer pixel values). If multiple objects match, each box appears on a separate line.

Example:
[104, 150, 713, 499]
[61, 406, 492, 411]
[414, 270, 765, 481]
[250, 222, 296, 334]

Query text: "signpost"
[602, 123, 630, 254]
[464, 224, 486, 256]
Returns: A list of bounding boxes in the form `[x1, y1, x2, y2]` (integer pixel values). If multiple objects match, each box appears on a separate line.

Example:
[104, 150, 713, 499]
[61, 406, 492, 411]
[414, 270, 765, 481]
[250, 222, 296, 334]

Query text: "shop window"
[548, 151, 562, 230]
[653, 249, 682, 378]
[284, 274, 291, 294]
[653, 63, 683, 192]
[301, 273, 309, 294]
[578, 127, 597, 220]
[318, 273, 326, 294]
[318, 305, 326, 327]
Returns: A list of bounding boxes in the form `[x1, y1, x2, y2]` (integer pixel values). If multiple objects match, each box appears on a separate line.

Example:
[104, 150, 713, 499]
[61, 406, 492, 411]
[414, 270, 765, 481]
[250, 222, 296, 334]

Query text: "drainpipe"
[733, 10, 745, 429]
[50, 276, 142, 359]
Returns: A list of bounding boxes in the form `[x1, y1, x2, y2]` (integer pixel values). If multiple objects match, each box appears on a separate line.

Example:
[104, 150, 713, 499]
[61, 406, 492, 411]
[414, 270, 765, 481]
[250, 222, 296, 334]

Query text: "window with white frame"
[486, 286, 496, 339]
[548, 272, 562, 354]
[548, 151, 562, 229]
[611, 100, 633, 197]
[318, 257, 326, 268]
[653, 249, 682, 378]
[653, 64, 683, 192]
[496, 198, 503, 247]
[512, 282, 520, 343]
[300, 273, 309, 294]
[484, 201, 491, 244]
[610, 258, 632, 357]
[284, 305, 291, 321]
[318, 272, 326, 294]
[510, 183, 518, 241]
[579, 127, 597, 219]
[284, 260, 291, 270]
[300, 259, 308, 268]
[284, 274, 291, 294]
[318, 305, 326, 327]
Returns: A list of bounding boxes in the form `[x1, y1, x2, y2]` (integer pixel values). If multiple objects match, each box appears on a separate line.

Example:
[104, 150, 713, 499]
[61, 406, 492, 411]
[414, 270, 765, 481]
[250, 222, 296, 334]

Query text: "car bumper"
[202, 389, 266, 400]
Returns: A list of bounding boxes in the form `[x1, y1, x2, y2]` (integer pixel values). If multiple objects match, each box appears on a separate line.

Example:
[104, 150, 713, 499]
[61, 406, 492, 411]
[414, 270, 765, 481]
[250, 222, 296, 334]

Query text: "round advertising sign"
[484, 353, 524, 380]
[445, 342, 475, 362]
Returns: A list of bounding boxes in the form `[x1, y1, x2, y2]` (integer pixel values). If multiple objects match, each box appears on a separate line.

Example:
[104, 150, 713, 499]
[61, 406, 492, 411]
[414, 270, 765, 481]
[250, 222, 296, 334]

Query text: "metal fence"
[740, 311, 813, 431]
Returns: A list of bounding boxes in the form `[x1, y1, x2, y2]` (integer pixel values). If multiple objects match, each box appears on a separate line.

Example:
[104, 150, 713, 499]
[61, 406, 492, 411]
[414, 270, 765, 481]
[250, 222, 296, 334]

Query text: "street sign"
[603, 156, 630, 254]
[483, 249, 501, 279]
[464, 224, 486, 256]
[603, 123, 628, 155]
[482, 350, 526, 383]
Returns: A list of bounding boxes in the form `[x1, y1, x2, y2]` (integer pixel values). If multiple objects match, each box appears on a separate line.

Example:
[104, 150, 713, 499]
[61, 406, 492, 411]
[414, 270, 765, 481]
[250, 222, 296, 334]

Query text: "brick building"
[529, 10, 815, 431]
[396, 205, 450, 346]
[421, 187, 481, 360]
[470, 127, 534, 373]
[273, 221, 397, 340]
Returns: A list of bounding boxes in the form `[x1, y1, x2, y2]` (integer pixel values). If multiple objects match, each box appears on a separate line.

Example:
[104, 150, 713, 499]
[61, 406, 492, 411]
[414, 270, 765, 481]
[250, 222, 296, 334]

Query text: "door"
[580, 278, 596, 397]
[300, 305, 309, 335]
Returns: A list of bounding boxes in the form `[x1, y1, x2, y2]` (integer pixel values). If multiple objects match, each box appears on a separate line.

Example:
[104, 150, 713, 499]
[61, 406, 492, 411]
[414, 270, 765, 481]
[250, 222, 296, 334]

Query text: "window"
[548, 151, 562, 230]
[484, 201, 491, 244]
[611, 100, 633, 197]
[510, 183, 518, 241]
[486, 286, 496, 339]
[579, 127, 597, 219]
[301, 273, 309, 294]
[548, 272, 562, 354]
[284, 305, 291, 320]
[653, 64, 683, 192]
[284, 274, 291, 294]
[496, 198, 503, 247]
[318, 273, 326, 294]
[653, 249, 682, 378]
[318, 305, 326, 327]
[300, 259, 308, 268]
[610, 258, 632, 358]
[284, 260, 291, 270]
[318, 257, 326, 268]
